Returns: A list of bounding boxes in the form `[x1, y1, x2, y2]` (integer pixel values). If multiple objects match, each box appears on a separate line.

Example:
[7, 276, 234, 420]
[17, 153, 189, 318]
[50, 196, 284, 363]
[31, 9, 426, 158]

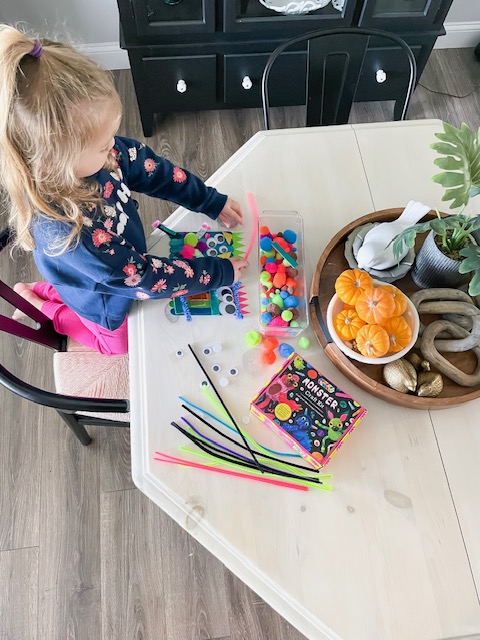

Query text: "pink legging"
[33, 282, 128, 355]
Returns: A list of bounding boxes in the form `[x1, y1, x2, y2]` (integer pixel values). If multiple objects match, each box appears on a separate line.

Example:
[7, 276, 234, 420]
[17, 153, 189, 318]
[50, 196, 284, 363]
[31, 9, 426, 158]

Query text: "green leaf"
[468, 270, 480, 297]
[431, 121, 480, 209]
[459, 245, 480, 273]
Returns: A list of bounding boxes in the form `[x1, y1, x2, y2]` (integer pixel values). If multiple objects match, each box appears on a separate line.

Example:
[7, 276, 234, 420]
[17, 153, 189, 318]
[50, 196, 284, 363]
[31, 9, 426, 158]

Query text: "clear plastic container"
[258, 211, 309, 338]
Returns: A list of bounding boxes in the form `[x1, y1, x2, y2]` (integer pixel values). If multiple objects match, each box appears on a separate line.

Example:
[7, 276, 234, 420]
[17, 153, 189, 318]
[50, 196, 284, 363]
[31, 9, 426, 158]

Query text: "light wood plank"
[100, 489, 168, 640]
[37, 422, 101, 640]
[0, 547, 38, 640]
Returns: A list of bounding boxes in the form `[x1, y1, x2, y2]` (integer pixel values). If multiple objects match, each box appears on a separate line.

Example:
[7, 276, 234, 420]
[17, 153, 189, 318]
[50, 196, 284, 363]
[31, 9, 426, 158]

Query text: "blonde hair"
[0, 24, 122, 253]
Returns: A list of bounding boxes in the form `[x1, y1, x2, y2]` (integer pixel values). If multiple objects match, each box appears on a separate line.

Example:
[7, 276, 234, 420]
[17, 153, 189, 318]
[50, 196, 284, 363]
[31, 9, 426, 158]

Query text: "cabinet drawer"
[142, 55, 217, 109]
[355, 45, 422, 102]
[224, 51, 307, 107]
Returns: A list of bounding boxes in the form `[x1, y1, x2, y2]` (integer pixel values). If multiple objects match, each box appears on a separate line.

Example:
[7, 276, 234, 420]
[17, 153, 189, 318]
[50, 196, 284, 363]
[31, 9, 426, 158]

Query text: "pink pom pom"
[265, 262, 277, 274]
[180, 244, 195, 259]
[268, 316, 289, 327]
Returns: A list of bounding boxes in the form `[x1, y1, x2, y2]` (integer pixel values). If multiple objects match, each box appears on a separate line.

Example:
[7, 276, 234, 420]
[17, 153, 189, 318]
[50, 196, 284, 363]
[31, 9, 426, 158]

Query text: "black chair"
[0, 228, 130, 446]
[261, 27, 417, 130]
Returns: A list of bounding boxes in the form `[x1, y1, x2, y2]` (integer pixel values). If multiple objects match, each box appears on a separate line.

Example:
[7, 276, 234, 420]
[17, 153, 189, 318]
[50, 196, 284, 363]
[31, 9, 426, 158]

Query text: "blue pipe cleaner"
[179, 295, 192, 322]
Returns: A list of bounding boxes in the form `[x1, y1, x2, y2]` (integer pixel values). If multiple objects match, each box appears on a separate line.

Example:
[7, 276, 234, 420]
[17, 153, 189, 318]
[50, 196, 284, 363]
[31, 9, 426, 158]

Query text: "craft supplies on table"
[251, 353, 367, 469]
[258, 211, 309, 337]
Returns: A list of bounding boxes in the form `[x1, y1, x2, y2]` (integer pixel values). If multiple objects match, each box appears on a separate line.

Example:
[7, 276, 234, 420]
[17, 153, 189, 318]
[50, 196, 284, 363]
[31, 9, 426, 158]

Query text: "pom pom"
[245, 330, 262, 347]
[261, 350, 276, 365]
[279, 343, 295, 358]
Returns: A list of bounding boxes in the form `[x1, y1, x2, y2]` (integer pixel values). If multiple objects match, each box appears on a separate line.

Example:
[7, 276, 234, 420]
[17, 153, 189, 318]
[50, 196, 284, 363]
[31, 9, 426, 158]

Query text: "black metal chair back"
[262, 27, 417, 130]
[0, 228, 129, 445]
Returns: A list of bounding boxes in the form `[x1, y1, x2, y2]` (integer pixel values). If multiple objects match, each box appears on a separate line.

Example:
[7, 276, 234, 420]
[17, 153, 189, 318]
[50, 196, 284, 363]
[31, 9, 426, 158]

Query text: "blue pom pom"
[261, 312, 272, 325]
[260, 236, 273, 251]
[279, 343, 295, 358]
[280, 291, 289, 299]
[283, 229, 297, 244]
[284, 295, 298, 308]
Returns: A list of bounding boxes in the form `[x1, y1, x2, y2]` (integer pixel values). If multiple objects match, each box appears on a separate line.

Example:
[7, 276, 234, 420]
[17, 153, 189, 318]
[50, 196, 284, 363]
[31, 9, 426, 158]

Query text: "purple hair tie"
[29, 41, 43, 58]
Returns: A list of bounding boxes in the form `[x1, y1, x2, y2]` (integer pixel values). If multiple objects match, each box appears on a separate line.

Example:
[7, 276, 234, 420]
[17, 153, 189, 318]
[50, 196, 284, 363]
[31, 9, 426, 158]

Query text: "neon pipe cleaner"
[245, 192, 259, 260]
[200, 386, 232, 422]
[153, 452, 308, 492]
[187, 344, 262, 471]
[271, 241, 298, 268]
[181, 394, 300, 458]
[181, 404, 314, 472]
[181, 417, 252, 463]
[179, 446, 333, 492]
[170, 421, 323, 485]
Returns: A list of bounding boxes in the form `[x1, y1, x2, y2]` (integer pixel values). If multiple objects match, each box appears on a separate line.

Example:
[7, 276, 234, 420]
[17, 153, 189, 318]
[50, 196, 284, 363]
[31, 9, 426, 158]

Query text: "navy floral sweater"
[32, 136, 234, 330]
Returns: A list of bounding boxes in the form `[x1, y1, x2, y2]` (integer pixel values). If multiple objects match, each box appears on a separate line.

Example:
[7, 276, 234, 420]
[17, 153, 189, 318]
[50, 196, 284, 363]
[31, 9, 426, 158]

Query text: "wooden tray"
[308, 208, 480, 409]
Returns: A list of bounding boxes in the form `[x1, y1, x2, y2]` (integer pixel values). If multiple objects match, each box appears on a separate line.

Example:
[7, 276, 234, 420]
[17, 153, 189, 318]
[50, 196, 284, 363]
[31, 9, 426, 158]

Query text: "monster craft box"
[250, 353, 367, 469]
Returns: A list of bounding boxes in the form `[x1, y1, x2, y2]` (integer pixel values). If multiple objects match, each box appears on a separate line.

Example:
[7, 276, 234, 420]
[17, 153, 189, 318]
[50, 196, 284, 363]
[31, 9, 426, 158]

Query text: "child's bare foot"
[12, 282, 44, 321]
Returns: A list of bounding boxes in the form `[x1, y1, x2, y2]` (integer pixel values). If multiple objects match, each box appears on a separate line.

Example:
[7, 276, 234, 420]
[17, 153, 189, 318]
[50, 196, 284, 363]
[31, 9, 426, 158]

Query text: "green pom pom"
[297, 336, 310, 350]
[245, 330, 262, 347]
[184, 232, 198, 247]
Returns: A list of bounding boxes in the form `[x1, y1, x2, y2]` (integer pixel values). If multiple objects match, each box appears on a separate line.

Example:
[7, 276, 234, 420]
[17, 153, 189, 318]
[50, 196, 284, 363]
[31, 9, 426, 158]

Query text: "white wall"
[1, 0, 480, 66]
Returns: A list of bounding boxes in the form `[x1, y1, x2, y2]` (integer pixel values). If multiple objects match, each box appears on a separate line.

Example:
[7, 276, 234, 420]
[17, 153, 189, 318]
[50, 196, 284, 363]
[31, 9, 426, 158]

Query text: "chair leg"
[56, 410, 92, 446]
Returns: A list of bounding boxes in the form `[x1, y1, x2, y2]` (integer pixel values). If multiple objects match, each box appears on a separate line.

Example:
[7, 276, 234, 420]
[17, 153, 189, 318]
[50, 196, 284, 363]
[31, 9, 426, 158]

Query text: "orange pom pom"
[261, 350, 276, 365]
[263, 336, 279, 351]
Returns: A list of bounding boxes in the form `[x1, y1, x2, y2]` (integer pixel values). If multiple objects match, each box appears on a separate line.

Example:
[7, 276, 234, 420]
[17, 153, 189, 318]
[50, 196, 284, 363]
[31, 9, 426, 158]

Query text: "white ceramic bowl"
[326, 282, 420, 365]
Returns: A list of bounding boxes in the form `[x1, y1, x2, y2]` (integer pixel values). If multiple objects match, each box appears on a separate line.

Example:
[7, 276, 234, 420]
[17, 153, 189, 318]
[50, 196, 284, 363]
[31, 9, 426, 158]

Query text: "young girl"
[0, 24, 248, 355]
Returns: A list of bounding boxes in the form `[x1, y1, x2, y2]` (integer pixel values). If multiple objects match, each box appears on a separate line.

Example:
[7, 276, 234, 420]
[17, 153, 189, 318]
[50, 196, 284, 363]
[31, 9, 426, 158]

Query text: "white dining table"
[128, 120, 480, 640]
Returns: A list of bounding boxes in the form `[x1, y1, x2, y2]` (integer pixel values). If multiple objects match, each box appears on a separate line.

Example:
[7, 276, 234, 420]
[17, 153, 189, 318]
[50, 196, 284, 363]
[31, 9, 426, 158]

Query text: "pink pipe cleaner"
[153, 451, 308, 492]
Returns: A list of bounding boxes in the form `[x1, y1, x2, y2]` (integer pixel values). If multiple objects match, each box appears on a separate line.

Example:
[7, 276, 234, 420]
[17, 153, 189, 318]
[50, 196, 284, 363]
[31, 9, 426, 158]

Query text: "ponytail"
[0, 24, 122, 253]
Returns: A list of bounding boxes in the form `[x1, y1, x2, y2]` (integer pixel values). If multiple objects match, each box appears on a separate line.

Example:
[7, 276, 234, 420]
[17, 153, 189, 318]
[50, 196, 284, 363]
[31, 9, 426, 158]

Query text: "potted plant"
[392, 121, 480, 295]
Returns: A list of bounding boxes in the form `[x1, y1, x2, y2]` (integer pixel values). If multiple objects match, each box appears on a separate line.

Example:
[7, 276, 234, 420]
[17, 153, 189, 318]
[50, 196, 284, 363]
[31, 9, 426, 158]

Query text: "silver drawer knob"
[176, 79, 187, 93]
[376, 69, 387, 83]
[242, 75, 253, 90]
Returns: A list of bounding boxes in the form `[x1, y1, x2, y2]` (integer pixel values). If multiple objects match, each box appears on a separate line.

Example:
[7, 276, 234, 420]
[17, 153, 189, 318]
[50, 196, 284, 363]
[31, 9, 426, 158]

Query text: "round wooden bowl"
[309, 208, 480, 409]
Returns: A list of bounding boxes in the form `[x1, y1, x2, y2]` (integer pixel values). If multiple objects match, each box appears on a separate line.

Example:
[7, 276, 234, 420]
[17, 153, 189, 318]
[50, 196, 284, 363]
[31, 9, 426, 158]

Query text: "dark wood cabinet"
[117, 0, 454, 136]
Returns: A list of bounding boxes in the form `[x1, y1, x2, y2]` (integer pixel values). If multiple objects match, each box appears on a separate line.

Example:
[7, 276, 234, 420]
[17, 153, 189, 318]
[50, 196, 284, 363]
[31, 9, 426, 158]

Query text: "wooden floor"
[1, 48, 480, 640]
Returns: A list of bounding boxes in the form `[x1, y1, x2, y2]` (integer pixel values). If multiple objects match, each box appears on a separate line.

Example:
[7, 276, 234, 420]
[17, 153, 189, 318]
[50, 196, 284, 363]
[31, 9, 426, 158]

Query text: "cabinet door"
[358, 0, 451, 31]
[223, 0, 356, 33]
[224, 51, 307, 107]
[129, 0, 214, 37]
[142, 55, 217, 109]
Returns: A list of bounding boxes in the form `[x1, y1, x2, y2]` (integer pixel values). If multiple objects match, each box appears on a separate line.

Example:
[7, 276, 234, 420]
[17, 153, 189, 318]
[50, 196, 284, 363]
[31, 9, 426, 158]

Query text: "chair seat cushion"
[53, 349, 130, 423]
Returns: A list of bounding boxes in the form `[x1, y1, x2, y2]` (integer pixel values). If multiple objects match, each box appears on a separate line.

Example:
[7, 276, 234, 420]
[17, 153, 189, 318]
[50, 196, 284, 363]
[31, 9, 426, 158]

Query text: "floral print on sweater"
[32, 135, 232, 331]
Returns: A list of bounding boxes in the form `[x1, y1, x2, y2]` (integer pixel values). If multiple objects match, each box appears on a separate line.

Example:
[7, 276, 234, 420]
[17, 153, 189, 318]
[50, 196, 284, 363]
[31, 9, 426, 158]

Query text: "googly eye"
[219, 245, 229, 254]
[203, 347, 213, 356]
[211, 363, 222, 373]
[242, 416, 251, 425]
[229, 367, 239, 376]
[216, 234, 225, 244]
[218, 377, 229, 388]
[200, 380, 210, 388]
[175, 349, 184, 358]
[206, 248, 218, 257]
[206, 238, 217, 248]
[212, 343, 223, 353]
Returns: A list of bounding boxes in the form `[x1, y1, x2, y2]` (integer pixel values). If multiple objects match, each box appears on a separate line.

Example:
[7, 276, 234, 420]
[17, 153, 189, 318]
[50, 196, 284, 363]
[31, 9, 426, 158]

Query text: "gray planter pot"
[411, 230, 470, 289]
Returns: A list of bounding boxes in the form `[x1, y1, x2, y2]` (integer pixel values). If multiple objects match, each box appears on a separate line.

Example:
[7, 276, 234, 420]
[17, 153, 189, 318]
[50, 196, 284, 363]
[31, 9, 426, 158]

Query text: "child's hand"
[218, 198, 243, 229]
[229, 257, 249, 283]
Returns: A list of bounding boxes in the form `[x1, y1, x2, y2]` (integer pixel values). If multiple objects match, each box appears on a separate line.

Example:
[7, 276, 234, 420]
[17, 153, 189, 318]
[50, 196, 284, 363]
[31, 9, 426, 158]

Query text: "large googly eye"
[229, 367, 239, 377]
[206, 238, 218, 248]
[211, 363, 221, 373]
[219, 287, 232, 298]
[203, 347, 213, 356]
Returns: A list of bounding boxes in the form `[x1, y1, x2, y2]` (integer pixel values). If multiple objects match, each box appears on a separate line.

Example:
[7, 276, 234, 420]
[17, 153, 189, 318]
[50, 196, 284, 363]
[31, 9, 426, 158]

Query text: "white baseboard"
[435, 21, 480, 49]
[75, 41, 130, 70]
[78, 23, 480, 71]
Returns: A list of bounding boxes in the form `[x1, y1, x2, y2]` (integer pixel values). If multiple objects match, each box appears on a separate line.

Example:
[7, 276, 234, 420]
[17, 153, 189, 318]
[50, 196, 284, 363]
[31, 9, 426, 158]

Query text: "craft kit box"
[258, 211, 309, 338]
[250, 353, 367, 469]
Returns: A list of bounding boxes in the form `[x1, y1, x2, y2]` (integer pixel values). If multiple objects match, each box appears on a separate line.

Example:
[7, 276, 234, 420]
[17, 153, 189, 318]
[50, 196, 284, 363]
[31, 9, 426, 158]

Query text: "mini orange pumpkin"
[382, 316, 413, 353]
[379, 284, 408, 317]
[333, 309, 366, 341]
[355, 324, 390, 358]
[355, 287, 395, 325]
[335, 269, 373, 305]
